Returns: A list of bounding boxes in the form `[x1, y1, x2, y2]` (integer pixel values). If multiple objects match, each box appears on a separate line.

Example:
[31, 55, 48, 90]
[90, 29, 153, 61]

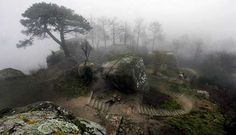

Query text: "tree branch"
[64, 28, 84, 34]
[44, 24, 62, 46]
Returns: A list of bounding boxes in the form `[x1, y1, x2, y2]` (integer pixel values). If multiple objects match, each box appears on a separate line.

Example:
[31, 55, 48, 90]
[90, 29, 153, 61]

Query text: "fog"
[0, 0, 236, 73]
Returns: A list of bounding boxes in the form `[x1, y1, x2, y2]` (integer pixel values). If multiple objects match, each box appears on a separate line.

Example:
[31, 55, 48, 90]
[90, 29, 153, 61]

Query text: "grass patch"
[145, 75, 181, 110]
[143, 87, 181, 110]
[159, 97, 181, 110]
[167, 111, 226, 135]
[53, 71, 90, 98]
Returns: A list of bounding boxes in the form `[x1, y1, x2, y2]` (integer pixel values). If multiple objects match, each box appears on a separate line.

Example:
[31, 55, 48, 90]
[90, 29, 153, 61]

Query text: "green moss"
[167, 111, 226, 135]
[78, 64, 94, 85]
[159, 97, 181, 110]
[169, 82, 205, 99]
[54, 74, 89, 98]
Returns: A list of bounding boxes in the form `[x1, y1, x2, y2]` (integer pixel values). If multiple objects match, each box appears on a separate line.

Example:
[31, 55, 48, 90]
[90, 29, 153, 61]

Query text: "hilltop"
[0, 44, 227, 135]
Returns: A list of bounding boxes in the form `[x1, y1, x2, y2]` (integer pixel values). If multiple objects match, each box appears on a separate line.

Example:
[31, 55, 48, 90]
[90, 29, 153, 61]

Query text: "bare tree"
[81, 40, 92, 65]
[134, 18, 144, 48]
[119, 22, 132, 46]
[149, 21, 162, 50]
[98, 17, 110, 48]
[87, 17, 103, 49]
[109, 18, 117, 45]
[87, 16, 96, 47]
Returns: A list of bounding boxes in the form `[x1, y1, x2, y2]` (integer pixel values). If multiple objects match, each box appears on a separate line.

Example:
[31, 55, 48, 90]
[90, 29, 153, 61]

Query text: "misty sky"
[0, 0, 236, 73]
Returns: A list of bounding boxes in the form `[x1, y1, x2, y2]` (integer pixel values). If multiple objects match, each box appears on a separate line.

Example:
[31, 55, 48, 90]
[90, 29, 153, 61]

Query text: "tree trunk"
[137, 32, 140, 48]
[60, 28, 70, 58]
[112, 24, 115, 45]
[152, 38, 155, 50]
[44, 24, 70, 58]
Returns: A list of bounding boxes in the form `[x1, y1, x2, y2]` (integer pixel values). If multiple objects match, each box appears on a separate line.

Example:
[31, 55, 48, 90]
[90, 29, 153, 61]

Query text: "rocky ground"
[0, 54, 225, 135]
[0, 101, 106, 135]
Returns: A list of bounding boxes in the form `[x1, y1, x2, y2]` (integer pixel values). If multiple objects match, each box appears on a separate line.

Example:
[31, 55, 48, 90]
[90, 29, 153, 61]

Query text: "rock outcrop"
[0, 68, 25, 80]
[0, 101, 106, 135]
[102, 55, 149, 93]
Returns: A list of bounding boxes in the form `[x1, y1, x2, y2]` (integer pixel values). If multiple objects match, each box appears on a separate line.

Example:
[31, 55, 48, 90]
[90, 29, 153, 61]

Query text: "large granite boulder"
[0, 68, 25, 80]
[0, 101, 106, 135]
[102, 56, 149, 93]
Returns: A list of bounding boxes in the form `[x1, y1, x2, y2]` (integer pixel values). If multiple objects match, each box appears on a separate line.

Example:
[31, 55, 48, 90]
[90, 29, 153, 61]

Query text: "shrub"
[167, 111, 226, 135]
[143, 87, 181, 110]
[78, 62, 94, 85]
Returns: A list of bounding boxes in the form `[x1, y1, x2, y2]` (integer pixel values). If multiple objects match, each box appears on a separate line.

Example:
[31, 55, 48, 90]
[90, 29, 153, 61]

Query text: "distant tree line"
[85, 17, 164, 50]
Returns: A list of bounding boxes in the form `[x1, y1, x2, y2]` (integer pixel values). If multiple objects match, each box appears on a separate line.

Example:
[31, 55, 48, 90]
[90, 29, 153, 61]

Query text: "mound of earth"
[0, 101, 106, 135]
[102, 55, 149, 93]
[0, 68, 25, 80]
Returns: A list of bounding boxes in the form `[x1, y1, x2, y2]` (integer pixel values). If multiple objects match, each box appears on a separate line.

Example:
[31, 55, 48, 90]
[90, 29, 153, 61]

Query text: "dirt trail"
[56, 89, 194, 120]
[176, 94, 193, 112]
[138, 90, 194, 117]
[55, 96, 102, 123]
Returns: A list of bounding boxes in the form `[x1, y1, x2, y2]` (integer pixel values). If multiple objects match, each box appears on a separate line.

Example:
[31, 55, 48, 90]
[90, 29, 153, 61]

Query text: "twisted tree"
[17, 2, 92, 57]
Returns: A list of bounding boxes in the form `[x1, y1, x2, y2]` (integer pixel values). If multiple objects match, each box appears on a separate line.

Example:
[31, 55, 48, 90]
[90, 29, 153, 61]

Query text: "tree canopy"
[17, 2, 92, 57]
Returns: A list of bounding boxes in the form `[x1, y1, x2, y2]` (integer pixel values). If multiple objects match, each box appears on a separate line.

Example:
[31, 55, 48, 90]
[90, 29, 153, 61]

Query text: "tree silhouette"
[17, 2, 92, 57]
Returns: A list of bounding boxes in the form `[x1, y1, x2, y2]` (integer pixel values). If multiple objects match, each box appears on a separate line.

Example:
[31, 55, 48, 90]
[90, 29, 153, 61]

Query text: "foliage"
[198, 52, 236, 89]
[167, 111, 226, 135]
[142, 51, 178, 77]
[159, 97, 181, 110]
[17, 2, 91, 57]
[169, 82, 196, 94]
[78, 64, 94, 85]
[195, 51, 236, 134]
[54, 70, 90, 98]
[81, 40, 93, 63]
[144, 75, 181, 110]
[46, 50, 65, 66]
[143, 87, 181, 110]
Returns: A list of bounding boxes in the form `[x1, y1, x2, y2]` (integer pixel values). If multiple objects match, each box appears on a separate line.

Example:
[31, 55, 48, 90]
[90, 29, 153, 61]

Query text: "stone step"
[90, 99, 95, 107]
[140, 106, 187, 117]
[150, 108, 156, 116]
[100, 102, 105, 112]
[88, 98, 110, 113]
[105, 103, 110, 112]
[138, 105, 141, 113]
[94, 100, 99, 109]
[98, 101, 102, 110]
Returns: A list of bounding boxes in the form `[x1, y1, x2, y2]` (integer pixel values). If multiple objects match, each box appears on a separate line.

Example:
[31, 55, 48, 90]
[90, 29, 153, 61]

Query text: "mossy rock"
[0, 101, 106, 135]
[102, 55, 149, 93]
[0, 68, 25, 80]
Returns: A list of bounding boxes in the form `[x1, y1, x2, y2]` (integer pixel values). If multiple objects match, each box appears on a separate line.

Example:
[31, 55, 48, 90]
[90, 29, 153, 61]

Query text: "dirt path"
[55, 96, 102, 123]
[138, 90, 194, 117]
[56, 88, 194, 119]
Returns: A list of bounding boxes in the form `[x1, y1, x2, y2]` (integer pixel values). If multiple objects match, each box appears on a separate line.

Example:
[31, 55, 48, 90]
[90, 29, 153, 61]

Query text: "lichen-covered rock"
[0, 101, 106, 135]
[0, 68, 25, 80]
[102, 55, 149, 93]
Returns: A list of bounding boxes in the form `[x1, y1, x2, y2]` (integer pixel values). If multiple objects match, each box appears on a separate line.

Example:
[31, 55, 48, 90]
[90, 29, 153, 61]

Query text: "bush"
[78, 62, 94, 85]
[142, 51, 178, 77]
[143, 87, 181, 110]
[167, 111, 226, 135]
[46, 50, 65, 66]
[54, 76, 89, 98]
[54, 67, 90, 98]
[80, 65, 94, 85]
